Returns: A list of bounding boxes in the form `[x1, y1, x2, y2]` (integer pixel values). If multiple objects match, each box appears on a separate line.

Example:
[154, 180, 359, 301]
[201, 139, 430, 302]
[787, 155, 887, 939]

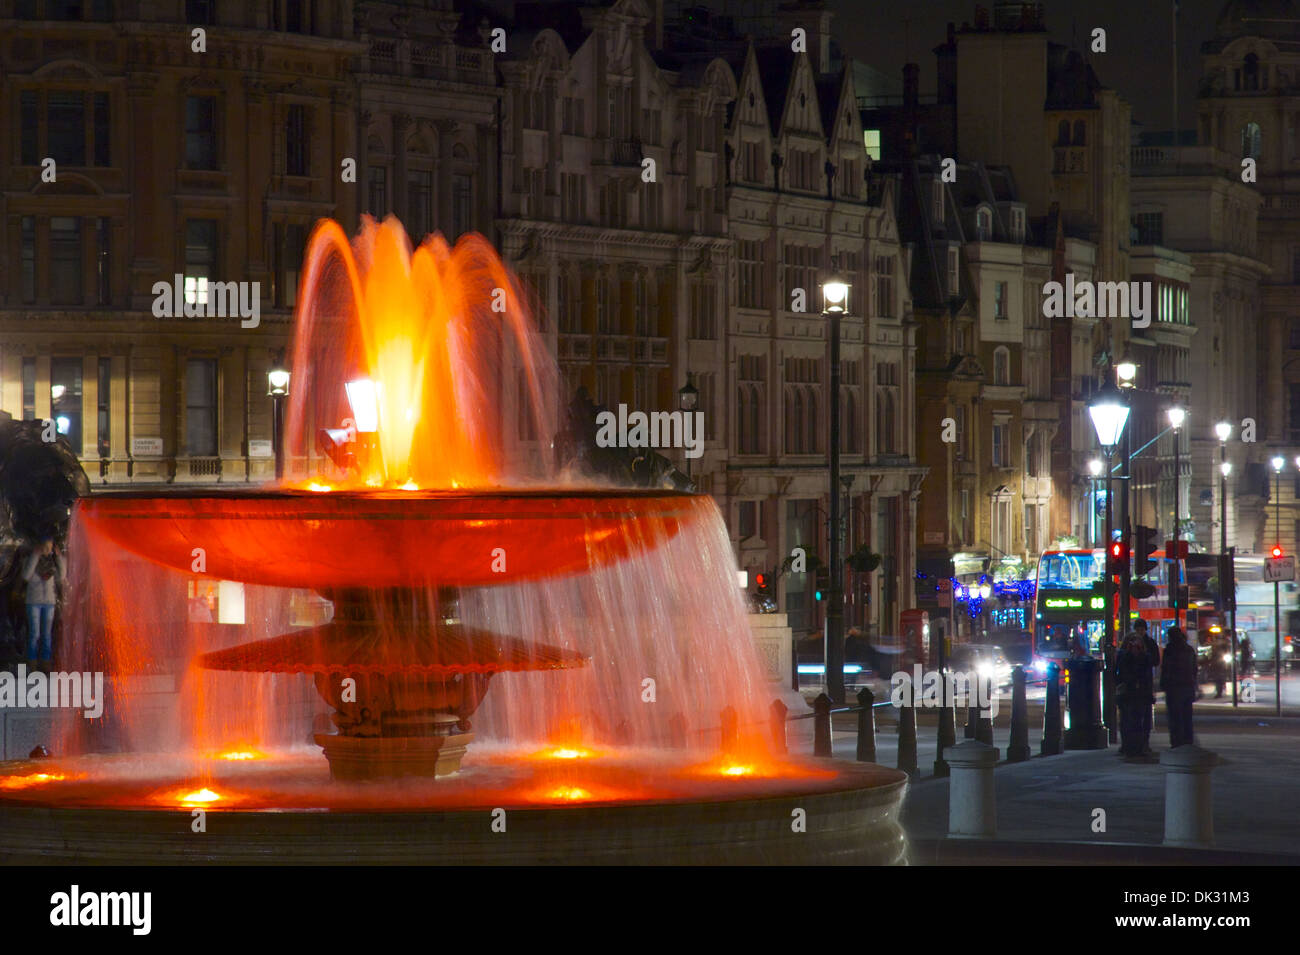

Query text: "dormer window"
[975, 208, 992, 242]
[1010, 207, 1025, 243]
[946, 244, 960, 297]
[932, 178, 945, 223]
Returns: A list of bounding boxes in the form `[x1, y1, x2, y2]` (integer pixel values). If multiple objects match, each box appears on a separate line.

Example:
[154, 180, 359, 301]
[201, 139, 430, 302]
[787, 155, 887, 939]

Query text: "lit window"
[863, 129, 882, 161]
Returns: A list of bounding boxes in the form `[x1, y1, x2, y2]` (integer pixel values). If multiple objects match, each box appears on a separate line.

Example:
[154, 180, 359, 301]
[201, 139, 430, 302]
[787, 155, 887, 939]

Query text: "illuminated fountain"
[0, 218, 907, 864]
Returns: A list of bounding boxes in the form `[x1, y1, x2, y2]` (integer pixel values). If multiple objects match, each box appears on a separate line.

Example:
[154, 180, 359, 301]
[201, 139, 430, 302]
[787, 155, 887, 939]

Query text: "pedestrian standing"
[1240, 635, 1254, 678]
[1159, 626, 1198, 748]
[21, 538, 64, 670]
[1134, 618, 1159, 755]
[1116, 632, 1155, 757]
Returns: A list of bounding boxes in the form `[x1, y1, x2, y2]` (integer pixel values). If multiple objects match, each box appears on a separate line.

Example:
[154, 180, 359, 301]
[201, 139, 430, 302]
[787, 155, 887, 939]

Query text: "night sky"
[828, 0, 1228, 134]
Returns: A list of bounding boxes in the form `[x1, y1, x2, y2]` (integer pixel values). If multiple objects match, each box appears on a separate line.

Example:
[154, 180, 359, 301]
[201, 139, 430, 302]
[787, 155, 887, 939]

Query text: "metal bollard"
[946, 739, 998, 838]
[1041, 662, 1063, 756]
[856, 687, 876, 762]
[896, 682, 918, 776]
[975, 675, 995, 748]
[1160, 745, 1220, 848]
[935, 668, 955, 778]
[1006, 666, 1031, 763]
[769, 699, 788, 754]
[813, 693, 833, 757]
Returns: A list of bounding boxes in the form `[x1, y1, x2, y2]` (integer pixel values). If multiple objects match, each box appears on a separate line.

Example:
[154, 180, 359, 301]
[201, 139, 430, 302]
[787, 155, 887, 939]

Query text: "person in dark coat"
[1240, 635, 1254, 678]
[1159, 627, 1198, 747]
[1133, 618, 1159, 754]
[1115, 631, 1155, 757]
[1211, 632, 1232, 698]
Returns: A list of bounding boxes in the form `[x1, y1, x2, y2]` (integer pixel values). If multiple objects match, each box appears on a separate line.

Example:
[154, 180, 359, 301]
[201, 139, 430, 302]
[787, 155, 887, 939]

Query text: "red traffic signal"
[1107, 540, 1129, 572]
[1272, 545, 1285, 559]
[755, 572, 772, 597]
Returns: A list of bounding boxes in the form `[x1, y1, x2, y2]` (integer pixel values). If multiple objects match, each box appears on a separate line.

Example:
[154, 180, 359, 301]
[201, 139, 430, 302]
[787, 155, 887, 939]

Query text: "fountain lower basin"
[0, 751, 908, 865]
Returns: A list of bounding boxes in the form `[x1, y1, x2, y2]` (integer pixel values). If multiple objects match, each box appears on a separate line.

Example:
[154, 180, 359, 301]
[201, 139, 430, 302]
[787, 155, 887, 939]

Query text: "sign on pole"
[1263, 555, 1296, 582]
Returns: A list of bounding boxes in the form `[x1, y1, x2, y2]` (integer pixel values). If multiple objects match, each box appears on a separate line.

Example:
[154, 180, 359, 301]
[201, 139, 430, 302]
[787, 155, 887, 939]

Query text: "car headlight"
[1221, 653, 1232, 663]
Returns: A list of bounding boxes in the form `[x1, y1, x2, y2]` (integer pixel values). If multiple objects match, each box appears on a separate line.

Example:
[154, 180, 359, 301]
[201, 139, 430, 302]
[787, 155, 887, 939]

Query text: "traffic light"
[1272, 544, 1285, 559]
[1218, 551, 1237, 612]
[755, 573, 772, 599]
[1107, 539, 1129, 576]
[1134, 524, 1158, 577]
[814, 565, 829, 601]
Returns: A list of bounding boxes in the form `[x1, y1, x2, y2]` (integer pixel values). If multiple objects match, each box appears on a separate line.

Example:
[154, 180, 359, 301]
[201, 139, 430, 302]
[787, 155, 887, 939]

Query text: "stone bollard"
[896, 683, 918, 777]
[975, 675, 995, 748]
[720, 705, 738, 753]
[856, 687, 876, 762]
[1160, 745, 1220, 848]
[813, 693, 833, 757]
[1041, 662, 1063, 756]
[769, 699, 788, 754]
[946, 739, 998, 838]
[1006, 666, 1031, 763]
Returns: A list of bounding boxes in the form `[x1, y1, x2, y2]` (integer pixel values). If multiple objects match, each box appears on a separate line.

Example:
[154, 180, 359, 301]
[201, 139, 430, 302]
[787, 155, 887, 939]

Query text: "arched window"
[1244, 53, 1260, 91]
[806, 389, 818, 453]
[1243, 122, 1262, 160]
[1073, 120, 1086, 145]
[994, 347, 1010, 385]
[1057, 120, 1070, 146]
[785, 388, 802, 454]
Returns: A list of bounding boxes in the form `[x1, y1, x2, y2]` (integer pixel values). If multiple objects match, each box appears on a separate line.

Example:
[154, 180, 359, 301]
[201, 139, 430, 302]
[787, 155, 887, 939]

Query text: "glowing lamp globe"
[1088, 392, 1129, 451]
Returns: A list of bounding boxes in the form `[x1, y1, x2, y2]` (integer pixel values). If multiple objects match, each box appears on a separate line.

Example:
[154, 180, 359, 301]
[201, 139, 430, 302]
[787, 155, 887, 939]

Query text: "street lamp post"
[1089, 386, 1130, 747]
[1168, 407, 1186, 629]
[1088, 457, 1103, 547]
[1116, 362, 1136, 652]
[1216, 421, 1234, 706]
[823, 277, 849, 704]
[678, 375, 698, 485]
[1272, 454, 1285, 716]
[267, 352, 291, 481]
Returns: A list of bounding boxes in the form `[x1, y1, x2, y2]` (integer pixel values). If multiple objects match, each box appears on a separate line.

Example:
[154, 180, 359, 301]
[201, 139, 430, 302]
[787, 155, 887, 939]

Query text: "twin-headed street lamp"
[1088, 387, 1130, 657]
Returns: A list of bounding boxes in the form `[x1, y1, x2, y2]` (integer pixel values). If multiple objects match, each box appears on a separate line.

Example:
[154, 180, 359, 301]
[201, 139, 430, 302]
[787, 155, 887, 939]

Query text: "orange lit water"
[25, 219, 824, 809]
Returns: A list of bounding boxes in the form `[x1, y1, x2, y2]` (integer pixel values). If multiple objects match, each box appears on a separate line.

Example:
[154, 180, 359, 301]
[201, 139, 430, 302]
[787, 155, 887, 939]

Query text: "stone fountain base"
[0, 761, 908, 865]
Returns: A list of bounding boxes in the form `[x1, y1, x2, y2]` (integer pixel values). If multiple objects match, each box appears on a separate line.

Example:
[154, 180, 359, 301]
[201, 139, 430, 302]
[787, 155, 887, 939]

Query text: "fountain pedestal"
[314, 731, 474, 781]
[196, 588, 587, 782]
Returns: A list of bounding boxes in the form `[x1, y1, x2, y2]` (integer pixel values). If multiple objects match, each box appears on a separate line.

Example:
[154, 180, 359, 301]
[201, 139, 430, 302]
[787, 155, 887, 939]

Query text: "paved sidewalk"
[899, 726, 1300, 857]
[785, 691, 1300, 859]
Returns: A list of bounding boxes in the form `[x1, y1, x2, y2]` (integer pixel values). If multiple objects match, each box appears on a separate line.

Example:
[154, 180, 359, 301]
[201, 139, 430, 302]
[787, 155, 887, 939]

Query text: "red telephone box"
[900, 609, 930, 667]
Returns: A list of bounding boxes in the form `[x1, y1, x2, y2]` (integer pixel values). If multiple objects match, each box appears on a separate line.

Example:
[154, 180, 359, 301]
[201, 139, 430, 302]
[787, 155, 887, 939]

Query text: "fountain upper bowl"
[77, 488, 700, 589]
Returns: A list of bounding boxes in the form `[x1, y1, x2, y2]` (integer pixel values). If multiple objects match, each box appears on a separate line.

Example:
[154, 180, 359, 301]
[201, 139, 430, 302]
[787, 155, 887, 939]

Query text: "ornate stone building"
[1197, 0, 1300, 554]
[721, 38, 918, 639]
[1, 1, 359, 485]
